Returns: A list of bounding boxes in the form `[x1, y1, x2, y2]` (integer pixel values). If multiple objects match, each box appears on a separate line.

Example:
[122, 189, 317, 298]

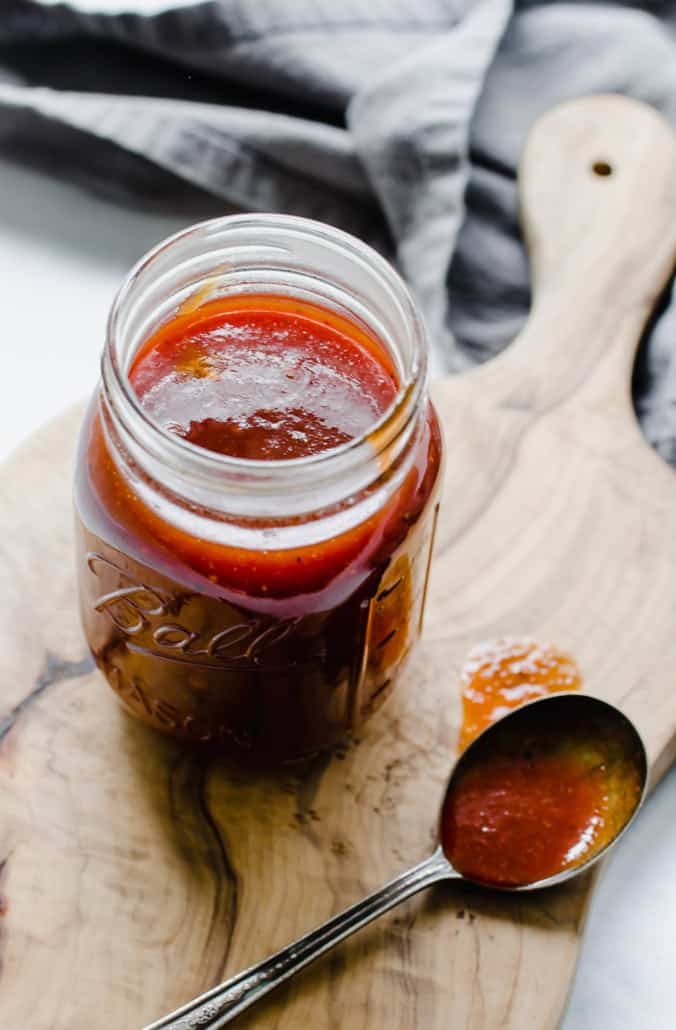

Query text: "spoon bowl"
[145, 693, 647, 1030]
[439, 692, 647, 891]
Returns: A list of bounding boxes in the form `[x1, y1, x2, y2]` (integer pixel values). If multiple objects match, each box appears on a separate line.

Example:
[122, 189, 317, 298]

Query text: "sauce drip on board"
[458, 637, 582, 752]
[442, 700, 643, 887]
[129, 294, 398, 460]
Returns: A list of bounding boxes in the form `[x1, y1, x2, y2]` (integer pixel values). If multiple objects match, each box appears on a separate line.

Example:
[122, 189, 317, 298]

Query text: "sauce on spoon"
[442, 695, 644, 887]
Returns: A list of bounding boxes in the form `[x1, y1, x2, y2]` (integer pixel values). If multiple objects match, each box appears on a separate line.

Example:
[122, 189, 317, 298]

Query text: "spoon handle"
[143, 849, 454, 1030]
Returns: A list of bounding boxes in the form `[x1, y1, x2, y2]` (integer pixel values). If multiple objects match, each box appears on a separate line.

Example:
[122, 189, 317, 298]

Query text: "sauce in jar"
[74, 216, 442, 762]
[129, 295, 399, 461]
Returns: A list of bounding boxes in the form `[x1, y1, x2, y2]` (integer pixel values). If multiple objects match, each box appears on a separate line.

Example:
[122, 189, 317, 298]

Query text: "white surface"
[0, 159, 189, 456]
[1, 155, 675, 1028]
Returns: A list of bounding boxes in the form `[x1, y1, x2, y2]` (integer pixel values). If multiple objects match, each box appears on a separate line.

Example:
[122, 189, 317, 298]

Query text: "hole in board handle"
[592, 160, 613, 177]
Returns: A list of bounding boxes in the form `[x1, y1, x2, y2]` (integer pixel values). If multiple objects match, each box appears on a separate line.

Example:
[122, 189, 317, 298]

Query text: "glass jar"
[74, 214, 443, 763]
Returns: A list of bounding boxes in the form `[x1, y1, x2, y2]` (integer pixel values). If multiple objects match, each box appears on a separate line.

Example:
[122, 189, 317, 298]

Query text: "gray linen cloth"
[1, 0, 675, 461]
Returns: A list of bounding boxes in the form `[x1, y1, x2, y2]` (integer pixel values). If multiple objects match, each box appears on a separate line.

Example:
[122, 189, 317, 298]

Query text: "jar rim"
[102, 213, 429, 517]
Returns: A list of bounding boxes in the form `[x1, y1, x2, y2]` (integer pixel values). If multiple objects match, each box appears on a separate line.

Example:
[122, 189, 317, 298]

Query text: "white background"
[1, 153, 675, 1029]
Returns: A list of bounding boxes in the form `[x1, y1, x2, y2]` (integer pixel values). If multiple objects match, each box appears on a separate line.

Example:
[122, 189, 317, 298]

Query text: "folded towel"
[2, 0, 675, 461]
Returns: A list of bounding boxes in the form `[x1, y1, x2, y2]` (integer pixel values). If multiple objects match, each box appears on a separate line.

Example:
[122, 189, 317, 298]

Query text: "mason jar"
[74, 214, 443, 763]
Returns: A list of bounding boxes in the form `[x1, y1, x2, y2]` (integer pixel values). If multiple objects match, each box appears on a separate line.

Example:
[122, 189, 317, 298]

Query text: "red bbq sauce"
[441, 718, 643, 887]
[82, 294, 440, 600]
[129, 295, 398, 460]
[442, 747, 609, 887]
[75, 294, 442, 760]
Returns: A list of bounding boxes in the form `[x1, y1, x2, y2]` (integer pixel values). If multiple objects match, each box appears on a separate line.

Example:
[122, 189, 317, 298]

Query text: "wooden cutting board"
[2, 95, 676, 1030]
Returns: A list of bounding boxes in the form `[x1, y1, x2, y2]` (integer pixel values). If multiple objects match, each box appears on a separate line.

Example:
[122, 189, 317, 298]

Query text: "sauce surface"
[442, 706, 642, 887]
[130, 295, 398, 460]
[458, 638, 582, 751]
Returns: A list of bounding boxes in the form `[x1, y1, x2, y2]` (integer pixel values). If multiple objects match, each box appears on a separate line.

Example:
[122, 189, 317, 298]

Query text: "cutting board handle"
[509, 94, 676, 409]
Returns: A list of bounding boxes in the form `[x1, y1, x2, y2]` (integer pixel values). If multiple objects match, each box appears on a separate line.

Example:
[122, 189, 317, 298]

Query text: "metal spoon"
[144, 693, 647, 1030]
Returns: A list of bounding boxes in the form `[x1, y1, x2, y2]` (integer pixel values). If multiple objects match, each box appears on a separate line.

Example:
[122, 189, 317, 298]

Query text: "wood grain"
[2, 95, 676, 1029]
